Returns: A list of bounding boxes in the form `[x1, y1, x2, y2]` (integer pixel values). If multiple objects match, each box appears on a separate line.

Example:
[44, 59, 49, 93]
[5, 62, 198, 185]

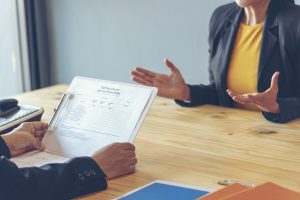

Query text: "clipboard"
[43, 76, 158, 157]
[0, 104, 44, 134]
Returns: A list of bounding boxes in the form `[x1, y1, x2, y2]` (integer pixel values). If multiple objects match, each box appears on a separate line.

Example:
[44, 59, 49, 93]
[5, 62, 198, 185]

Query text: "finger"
[227, 88, 257, 104]
[269, 71, 280, 92]
[232, 95, 252, 104]
[232, 96, 246, 104]
[29, 136, 45, 151]
[235, 92, 264, 105]
[36, 136, 44, 142]
[40, 143, 46, 151]
[127, 157, 138, 165]
[121, 143, 135, 150]
[134, 67, 156, 78]
[25, 122, 48, 132]
[131, 77, 153, 87]
[127, 165, 136, 174]
[124, 151, 136, 158]
[227, 90, 247, 103]
[227, 89, 239, 98]
[34, 122, 48, 130]
[34, 130, 47, 137]
[164, 59, 179, 73]
[131, 70, 154, 83]
[18, 122, 35, 132]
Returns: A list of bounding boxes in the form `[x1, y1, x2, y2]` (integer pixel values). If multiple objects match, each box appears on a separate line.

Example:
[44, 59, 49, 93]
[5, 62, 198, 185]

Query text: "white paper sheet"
[11, 151, 68, 168]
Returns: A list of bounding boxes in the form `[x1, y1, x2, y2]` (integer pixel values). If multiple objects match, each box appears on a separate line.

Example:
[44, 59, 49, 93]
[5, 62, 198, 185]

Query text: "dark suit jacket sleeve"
[175, 83, 218, 107]
[0, 137, 107, 200]
[263, 48, 300, 123]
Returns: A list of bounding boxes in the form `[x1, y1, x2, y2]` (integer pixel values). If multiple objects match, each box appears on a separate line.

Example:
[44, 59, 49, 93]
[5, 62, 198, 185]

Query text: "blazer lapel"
[257, 0, 282, 92]
[257, 18, 278, 91]
[218, 8, 244, 106]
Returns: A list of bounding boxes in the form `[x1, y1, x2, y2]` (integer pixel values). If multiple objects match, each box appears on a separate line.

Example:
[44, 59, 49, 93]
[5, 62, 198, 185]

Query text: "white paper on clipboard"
[11, 77, 157, 167]
[43, 76, 157, 157]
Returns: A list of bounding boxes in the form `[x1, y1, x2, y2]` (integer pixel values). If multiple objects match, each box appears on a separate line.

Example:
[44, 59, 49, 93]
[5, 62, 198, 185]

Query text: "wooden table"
[13, 85, 300, 199]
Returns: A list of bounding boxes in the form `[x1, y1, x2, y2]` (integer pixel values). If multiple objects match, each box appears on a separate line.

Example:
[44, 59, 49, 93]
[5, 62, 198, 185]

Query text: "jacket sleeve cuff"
[175, 99, 193, 107]
[262, 97, 300, 123]
[175, 84, 219, 107]
[175, 85, 194, 107]
[0, 136, 11, 158]
[262, 111, 282, 123]
[68, 157, 107, 198]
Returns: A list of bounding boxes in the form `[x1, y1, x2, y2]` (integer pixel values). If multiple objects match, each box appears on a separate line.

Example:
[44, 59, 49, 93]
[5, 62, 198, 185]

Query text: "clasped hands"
[131, 59, 280, 114]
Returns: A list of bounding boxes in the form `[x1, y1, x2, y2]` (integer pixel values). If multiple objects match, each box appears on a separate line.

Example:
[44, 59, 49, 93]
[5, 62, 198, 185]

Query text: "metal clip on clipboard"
[48, 93, 73, 132]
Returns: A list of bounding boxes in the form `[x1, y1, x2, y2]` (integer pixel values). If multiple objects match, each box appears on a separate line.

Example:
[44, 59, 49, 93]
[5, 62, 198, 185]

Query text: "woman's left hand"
[227, 72, 280, 113]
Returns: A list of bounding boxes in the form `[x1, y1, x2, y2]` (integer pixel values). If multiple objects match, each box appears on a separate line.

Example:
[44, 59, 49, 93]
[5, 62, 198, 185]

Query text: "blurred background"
[1, 0, 299, 98]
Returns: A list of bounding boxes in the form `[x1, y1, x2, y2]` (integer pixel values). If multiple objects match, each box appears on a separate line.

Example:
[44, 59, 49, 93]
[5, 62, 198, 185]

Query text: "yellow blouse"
[227, 22, 264, 111]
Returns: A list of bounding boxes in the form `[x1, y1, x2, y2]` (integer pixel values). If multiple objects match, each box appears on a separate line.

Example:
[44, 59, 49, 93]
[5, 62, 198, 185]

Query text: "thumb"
[164, 59, 179, 73]
[269, 71, 279, 93]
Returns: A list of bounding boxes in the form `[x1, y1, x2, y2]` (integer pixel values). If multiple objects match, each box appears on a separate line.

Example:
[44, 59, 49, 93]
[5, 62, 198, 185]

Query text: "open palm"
[131, 59, 190, 100]
[227, 72, 280, 113]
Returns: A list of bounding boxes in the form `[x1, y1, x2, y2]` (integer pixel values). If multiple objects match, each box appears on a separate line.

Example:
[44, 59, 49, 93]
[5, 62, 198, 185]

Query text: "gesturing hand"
[131, 59, 190, 101]
[227, 72, 280, 113]
[2, 122, 48, 157]
[91, 143, 137, 180]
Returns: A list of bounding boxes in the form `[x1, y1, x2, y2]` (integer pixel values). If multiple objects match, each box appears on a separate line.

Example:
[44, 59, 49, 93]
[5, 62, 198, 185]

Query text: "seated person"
[131, 0, 300, 123]
[0, 122, 137, 200]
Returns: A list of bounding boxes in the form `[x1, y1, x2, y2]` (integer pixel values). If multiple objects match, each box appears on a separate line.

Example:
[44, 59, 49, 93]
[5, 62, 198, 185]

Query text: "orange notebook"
[197, 184, 249, 200]
[221, 182, 300, 200]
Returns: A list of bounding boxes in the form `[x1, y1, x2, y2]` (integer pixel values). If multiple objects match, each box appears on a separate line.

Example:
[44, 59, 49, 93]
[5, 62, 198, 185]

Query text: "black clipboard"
[0, 104, 44, 134]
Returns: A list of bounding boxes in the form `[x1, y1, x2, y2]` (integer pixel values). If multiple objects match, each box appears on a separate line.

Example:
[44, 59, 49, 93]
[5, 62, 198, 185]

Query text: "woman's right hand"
[131, 59, 190, 101]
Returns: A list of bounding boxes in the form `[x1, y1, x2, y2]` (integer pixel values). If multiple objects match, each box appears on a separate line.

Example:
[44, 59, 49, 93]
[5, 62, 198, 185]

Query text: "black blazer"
[0, 137, 107, 200]
[176, 0, 300, 123]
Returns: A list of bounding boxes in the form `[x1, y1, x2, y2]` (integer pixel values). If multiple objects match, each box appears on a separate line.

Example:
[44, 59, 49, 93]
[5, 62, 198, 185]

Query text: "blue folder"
[118, 181, 211, 200]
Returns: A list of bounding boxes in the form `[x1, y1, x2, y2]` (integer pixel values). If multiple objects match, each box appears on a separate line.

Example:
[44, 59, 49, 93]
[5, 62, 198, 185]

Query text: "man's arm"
[0, 122, 137, 200]
[0, 137, 107, 200]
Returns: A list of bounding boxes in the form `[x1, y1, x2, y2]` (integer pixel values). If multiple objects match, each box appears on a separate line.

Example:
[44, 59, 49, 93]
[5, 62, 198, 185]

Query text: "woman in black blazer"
[131, 0, 300, 123]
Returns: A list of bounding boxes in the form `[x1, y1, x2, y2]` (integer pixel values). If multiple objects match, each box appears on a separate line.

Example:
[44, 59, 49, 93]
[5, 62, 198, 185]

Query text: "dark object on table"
[0, 98, 44, 134]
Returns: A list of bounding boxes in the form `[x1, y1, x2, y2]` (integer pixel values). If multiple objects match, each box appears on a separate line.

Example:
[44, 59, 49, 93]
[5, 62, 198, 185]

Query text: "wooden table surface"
[13, 84, 300, 199]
